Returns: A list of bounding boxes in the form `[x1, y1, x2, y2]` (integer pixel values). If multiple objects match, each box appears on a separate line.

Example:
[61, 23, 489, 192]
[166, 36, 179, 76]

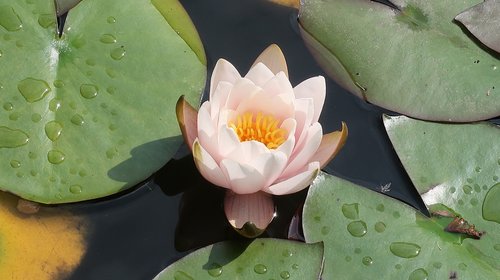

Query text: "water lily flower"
[176, 44, 347, 237]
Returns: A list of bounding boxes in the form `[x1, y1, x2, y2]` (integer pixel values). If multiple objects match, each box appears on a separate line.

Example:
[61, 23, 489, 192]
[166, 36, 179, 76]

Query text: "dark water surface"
[67, 0, 429, 279]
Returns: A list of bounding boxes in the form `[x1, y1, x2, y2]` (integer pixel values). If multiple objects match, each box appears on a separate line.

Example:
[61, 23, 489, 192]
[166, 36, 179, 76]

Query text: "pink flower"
[176, 44, 347, 237]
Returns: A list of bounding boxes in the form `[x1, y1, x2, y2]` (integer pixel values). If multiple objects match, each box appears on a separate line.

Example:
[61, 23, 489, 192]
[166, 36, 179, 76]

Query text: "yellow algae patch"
[0, 192, 87, 280]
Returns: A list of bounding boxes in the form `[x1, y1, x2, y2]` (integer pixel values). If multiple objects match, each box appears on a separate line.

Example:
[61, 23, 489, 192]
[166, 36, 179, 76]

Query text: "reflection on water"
[60, 0, 429, 279]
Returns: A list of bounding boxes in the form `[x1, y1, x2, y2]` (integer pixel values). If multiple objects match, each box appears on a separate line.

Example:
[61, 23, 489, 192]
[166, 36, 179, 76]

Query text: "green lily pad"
[298, 0, 500, 122]
[303, 172, 500, 280]
[153, 238, 324, 280]
[0, 0, 206, 203]
[383, 114, 500, 265]
[455, 0, 500, 54]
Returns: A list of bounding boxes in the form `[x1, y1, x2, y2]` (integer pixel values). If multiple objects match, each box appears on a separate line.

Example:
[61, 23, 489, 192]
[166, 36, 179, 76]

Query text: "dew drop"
[0, 50, 2, 58]
[474, 184, 481, 193]
[10, 160, 21, 168]
[16, 171, 24, 178]
[482, 183, 500, 223]
[433, 262, 442, 269]
[44, 121, 63, 141]
[80, 84, 98, 99]
[393, 211, 401, 218]
[462, 185, 473, 194]
[69, 185, 82, 194]
[53, 79, 65, 88]
[466, 178, 473, 183]
[0, 126, 29, 148]
[342, 203, 359, 220]
[106, 68, 117, 78]
[18, 78, 51, 103]
[72, 34, 86, 49]
[79, 170, 87, 177]
[207, 263, 222, 277]
[110, 46, 126, 60]
[493, 244, 500, 251]
[321, 225, 330, 235]
[374, 221, 386, 233]
[449, 187, 456, 194]
[106, 86, 117, 94]
[395, 264, 402, 270]
[362, 256, 373, 266]
[408, 268, 428, 280]
[254, 264, 267, 274]
[100, 33, 117, 44]
[3, 102, 13, 111]
[49, 98, 61, 112]
[347, 221, 367, 237]
[280, 271, 290, 279]
[345, 256, 352, 262]
[458, 199, 464, 206]
[106, 147, 118, 159]
[47, 150, 65, 164]
[376, 204, 385, 212]
[9, 112, 20, 121]
[470, 198, 478, 206]
[28, 151, 37, 159]
[389, 242, 421, 258]
[109, 124, 118, 131]
[107, 16, 116, 24]
[71, 114, 85, 126]
[493, 175, 499, 182]
[30, 170, 38, 177]
[291, 264, 299, 270]
[31, 113, 42, 123]
[282, 249, 293, 257]
[475, 166, 482, 173]
[0, 5, 23, 31]
[173, 271, 193, 280]
[37, 13, 54, 28]
[313, 216, 321, 222]
[354, 248, 362, 254]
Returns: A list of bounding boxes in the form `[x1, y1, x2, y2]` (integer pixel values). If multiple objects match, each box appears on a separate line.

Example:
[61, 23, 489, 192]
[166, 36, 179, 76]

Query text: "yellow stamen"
[229, 112, 287, 149]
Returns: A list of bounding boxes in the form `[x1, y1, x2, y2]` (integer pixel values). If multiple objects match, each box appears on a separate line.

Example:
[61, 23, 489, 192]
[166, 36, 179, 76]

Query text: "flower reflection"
[177, 44, 347, 237]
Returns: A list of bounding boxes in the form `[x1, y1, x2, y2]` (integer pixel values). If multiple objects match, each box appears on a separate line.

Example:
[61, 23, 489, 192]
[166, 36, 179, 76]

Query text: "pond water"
[65, 0, 431, 278]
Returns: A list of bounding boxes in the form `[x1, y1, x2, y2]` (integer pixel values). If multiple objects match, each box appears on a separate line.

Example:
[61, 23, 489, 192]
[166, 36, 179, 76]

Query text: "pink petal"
[251, 44, 289, 77]
[294, 76, 326, 123]
[276, 118, 297, 157]
[262, 72, 294, 98]
[264, 162, 320, 195]
[311, 122, 348, 168]
[217, 125, 243, 159]
[210, 59, 241, 98]
[281, 122, 322, 179]
[220, 158, 267, 194]
[225, 78, 261, 110]
[176, 96, 198, 150]
[210, 81, 233, 118]
[197, 102, 220, 159]
[292, 98, 314, 149]
[192, 139, 230, 188]
[245, 63, 275, 87]
[224, 191, 275, 232]
[234, 90, 294, 123]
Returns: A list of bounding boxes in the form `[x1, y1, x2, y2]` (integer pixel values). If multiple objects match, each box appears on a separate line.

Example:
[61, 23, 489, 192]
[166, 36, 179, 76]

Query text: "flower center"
[229, 112, 287, 149]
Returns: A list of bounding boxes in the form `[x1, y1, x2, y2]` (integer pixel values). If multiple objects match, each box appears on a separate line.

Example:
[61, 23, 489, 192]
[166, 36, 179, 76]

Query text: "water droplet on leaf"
[44, 121, 63, 141]
[342, 203, 359, 219]
[482, 183, 500, 223]
[47, 149, 65, 164]
[347, 221, 367, 237]
[18, 78, 51, 103]
[254, 264, 267, 274]
[389, 242, 421, 258]
[408, 268, 428, 280]
[80, 84, 98, 99]
[0, 5, 23, 31]
[0, 126, 29, 148]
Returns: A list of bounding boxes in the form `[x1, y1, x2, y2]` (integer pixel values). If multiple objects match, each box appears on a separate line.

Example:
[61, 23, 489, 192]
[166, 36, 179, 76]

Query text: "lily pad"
[298, 0, 500, 122]
[383, 114, 500, 265]
[153, 238, 324, 280]
[303, 172, 500, 280]
[455, 0, 500, 54]
[0, 0, 206, 203]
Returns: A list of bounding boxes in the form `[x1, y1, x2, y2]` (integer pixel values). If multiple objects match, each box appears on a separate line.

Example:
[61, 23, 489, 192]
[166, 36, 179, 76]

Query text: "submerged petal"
[251, 44, 289, 77]
[264, 162, 320, 195]
[224, 191, 275, 236]
[311, 122, 348, 168]
[176, 96, 198, 150]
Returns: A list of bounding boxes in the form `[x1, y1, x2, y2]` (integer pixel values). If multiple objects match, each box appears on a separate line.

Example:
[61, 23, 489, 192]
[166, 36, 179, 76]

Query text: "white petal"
[210, 81, 233, 118]
[294, 76, 326, 123]
[264, 162, 320, 195]
[192, 139, 230, 188]
[292, 98, 314, 149]
[225, 140, 268, 164]
[210, 59, 241, 98]
[220, 159, 264, 194]
[225, 78, 261, 111]
[276, 118, 297, 157]
[197, 102, 220, 161]
[224, 191, 275, 230]
[245, 62, 275, 87]
[262, 72, 294, 99]
[217, 125, 242, 159]
[281, 122, 322, 179]
[234, 91, 294, 123]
